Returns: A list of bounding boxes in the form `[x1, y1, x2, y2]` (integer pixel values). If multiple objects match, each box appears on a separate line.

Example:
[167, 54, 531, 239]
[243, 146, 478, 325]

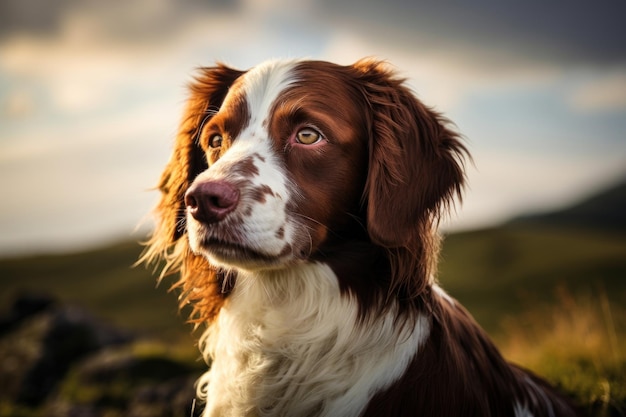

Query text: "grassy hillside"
[438, 225, 626, 334]
[1, 183, 625, 414]
[437, 225, 626, 415]
[0, 241, 192, 342]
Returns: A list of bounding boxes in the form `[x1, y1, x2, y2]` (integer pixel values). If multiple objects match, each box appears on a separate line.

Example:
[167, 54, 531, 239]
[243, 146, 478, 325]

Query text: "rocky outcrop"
[0, 293, 202, 416]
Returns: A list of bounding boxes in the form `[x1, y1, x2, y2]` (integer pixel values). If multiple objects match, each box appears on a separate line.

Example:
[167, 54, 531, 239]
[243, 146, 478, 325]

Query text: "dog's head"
[142, 59, 467, 321]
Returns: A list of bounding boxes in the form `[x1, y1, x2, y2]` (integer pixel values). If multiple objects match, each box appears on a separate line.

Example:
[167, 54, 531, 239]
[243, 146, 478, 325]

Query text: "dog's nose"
[185, 180, 240, 224]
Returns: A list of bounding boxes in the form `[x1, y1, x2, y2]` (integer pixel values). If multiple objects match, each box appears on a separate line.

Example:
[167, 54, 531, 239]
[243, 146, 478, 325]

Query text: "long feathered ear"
[140, 64, 244, 323]
[354, 59, 468, 299]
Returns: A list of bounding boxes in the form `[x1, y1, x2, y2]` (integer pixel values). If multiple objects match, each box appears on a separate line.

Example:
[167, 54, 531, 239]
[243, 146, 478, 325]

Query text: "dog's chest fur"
[196, 262, 429, 417]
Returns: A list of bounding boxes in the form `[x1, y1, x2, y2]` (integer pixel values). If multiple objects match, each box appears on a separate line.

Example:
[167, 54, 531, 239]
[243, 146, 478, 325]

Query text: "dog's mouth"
[200, 237, 291, 268]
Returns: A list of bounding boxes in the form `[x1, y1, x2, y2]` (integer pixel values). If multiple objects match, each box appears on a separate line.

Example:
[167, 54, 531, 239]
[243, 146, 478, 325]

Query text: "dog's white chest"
[196, 263, 429, 417]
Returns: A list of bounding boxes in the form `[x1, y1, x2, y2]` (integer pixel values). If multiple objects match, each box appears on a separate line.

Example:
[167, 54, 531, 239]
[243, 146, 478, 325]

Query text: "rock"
[0, 294, 134, 406]
[127, 376, 199, 417]
[49, 345, 201, 417]
[0, 293, 201, 417]
[0, 292, 56, 336]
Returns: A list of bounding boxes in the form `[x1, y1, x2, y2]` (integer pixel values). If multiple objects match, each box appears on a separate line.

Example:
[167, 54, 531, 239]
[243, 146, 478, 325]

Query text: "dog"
[142, 58, 582, 416]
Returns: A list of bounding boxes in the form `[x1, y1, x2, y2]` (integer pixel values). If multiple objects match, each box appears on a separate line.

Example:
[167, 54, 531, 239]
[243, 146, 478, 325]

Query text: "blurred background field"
[1, 179, 625, 416]
[440, 227, 626, 417]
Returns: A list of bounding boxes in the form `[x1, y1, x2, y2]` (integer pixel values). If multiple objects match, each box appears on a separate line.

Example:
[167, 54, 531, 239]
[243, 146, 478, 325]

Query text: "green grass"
[438, 224, 626, 334]
[497, 286, 626, 416]
[438, 224, 626, 416]
[54, 340, 203, 417]
[0, 241, 192, 341]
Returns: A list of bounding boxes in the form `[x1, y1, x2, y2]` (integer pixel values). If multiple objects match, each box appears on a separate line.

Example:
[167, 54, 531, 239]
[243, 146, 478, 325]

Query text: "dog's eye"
[295, 128, 321, 145]
[209, 134, 223, 148]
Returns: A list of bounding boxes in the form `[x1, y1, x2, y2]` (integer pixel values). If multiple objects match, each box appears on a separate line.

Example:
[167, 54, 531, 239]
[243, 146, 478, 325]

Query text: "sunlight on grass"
[131, 339, 202, 366]
[499, 285, 626, 416]
[53, 340, 203, 417]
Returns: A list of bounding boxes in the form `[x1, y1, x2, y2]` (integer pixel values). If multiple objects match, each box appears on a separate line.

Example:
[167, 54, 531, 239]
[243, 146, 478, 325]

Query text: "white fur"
[197, 262, 430, 417]
[433, 283, 456, 307]
[514, 402, 536, 417]
[522, 375, 557, 417]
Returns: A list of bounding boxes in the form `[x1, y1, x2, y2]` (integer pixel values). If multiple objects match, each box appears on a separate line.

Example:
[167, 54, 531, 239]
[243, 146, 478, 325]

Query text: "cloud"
[322, 29, 561, 111]
[0, 34, 142, 117]
[0, 98, 175, 255]
[318, 0, 626, 67]
[568, 71, 626, 112]
[0, 0, 332, 118]
[1, 88, 36, 118]
[0, 0, 235, 41]
[0, 0, 67, 38]
[6, 0, 624, 68]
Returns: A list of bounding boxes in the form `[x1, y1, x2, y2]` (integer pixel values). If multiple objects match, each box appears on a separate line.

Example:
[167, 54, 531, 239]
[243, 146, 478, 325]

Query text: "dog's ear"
[353, 60, 468, 302]
[354, 60, 467, 248]
[140, 64, 244, 323]
[159, 64, 245, 245]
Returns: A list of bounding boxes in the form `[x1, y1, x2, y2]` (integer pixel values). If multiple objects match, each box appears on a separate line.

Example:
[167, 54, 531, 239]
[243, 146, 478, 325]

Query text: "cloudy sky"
[1, 0, 625, 256]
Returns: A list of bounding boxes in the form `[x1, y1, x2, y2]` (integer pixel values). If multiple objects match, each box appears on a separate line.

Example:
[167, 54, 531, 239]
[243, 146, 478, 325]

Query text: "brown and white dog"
[142, 59, 582, 416]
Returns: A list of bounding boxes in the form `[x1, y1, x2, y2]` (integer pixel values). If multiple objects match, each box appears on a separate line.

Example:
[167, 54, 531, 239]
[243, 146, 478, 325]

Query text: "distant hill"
[509, 178, 626, 232]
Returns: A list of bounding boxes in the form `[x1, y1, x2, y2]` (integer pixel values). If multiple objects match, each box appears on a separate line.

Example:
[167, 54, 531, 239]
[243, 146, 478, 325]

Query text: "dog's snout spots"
[250, 184, 275, 204]
[236, 156, 260, 177]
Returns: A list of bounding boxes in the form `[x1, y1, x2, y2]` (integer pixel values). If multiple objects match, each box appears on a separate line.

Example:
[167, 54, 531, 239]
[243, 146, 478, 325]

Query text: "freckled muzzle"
[183, 160, 300, 270]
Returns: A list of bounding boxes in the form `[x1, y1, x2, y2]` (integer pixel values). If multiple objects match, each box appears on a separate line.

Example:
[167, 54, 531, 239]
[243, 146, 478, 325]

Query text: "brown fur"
[362, 292, 582, 416]
[354, 60, 467, 308]
[140, 64, 244, 322]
